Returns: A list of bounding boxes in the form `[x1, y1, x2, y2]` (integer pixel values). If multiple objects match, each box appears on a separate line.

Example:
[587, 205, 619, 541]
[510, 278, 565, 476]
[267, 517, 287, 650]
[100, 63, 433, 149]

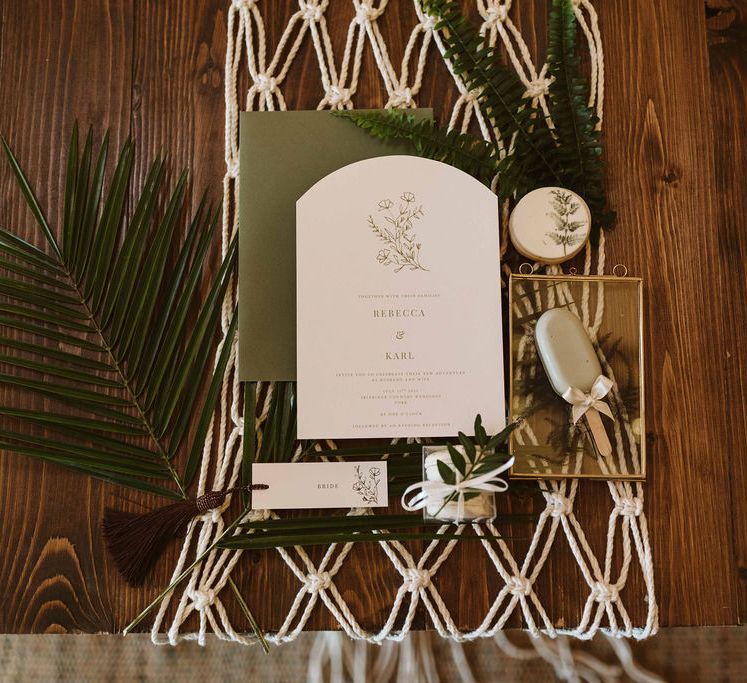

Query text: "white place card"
[250, 462, 388, 510]
[297, 155, 505, 439]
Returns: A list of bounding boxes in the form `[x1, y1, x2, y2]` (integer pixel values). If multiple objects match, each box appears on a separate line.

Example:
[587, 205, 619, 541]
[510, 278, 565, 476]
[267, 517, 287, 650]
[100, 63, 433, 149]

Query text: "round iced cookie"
[509, 187, 591, 264]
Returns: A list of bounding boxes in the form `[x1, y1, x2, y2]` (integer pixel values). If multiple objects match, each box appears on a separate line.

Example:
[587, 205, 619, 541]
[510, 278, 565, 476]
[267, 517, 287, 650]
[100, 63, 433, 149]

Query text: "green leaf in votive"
[437, 458, 456, 486]
[457, 432, 476, 462]
[447, 444, 466, 476]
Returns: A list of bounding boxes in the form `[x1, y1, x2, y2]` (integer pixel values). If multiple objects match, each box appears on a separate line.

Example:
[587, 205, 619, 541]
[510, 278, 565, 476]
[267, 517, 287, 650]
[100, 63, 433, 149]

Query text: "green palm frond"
[257, 382, 298, 464]
[0, 125, 236, 498]
[334, 109, 500, 187]
[219, 513, 523, 551]
[241, 380, 299, 494]
[546, 0, 614, 242]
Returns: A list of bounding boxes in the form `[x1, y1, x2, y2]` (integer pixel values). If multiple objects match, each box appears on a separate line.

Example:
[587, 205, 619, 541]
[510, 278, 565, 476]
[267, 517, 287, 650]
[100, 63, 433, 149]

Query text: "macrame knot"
[421, 15, 437, 31]
[254, 74, 277, 94]
[232, 0, 256, 10]
[188, 588, 216, 611]
[389, 87, 414, 107]
[525, 77, 552, 99]
[465, 88, 482, 104]
[547, 492, 573, 518]
[402, 568, 430, 592]
[355, 2, 380, 25]
[506, 575, 532, 596]
[617, 496, 642, 518]
[326, 85, 352, 107]
[305, 571, 332, 593]
[347, 507, 372, 517]
[226, 158, 240, 179]
[591, 582, 618, 603]
[484, 4, 509, 26]
[301, 1, 324, 22]
[245, 508, 271, 523]
[207, 508, 224, 524]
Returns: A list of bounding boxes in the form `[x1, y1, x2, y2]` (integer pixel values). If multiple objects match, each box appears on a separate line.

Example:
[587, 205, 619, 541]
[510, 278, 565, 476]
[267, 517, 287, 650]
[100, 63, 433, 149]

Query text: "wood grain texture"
[0, 0, 744, 634]
[706, 0, 747, 624]
[601, 0, 738, 626]
[105, 0, 234, 634]
[0, 0, 134, 633]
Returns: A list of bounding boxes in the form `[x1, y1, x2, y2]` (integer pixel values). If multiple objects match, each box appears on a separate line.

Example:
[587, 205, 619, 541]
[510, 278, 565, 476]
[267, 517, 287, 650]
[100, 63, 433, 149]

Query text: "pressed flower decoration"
[545, 188, 587, 255]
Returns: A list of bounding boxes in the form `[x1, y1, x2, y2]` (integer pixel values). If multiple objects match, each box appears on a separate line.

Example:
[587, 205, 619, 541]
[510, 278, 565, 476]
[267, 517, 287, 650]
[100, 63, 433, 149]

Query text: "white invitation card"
[297, 155, 504, 439]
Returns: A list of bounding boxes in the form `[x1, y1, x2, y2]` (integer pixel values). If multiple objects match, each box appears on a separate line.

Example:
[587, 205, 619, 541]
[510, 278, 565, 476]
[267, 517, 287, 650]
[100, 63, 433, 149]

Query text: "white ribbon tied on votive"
[401, 456, 515, 521]
[562, 374, 615, 425]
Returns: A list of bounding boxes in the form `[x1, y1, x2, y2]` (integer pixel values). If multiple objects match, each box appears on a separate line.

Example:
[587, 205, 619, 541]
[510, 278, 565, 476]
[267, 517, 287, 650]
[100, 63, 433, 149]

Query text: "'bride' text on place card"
[296, 155, 504, 439]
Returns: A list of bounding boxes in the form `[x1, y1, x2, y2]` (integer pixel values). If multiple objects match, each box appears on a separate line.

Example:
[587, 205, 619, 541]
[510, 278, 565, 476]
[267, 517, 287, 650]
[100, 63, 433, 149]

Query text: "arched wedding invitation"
[296, 155, 505, 439]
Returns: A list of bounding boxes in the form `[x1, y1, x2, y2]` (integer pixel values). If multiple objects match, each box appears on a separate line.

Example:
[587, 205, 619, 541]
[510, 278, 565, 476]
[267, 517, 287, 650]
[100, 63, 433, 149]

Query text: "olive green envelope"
[238, 109, 432, 381]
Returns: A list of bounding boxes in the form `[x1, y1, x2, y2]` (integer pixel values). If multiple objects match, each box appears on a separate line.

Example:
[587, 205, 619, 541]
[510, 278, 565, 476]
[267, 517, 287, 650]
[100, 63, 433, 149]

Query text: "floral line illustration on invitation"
[368, 191, 428, 272]
[545, 188, 587, 255]
[352, 465, 381, 504]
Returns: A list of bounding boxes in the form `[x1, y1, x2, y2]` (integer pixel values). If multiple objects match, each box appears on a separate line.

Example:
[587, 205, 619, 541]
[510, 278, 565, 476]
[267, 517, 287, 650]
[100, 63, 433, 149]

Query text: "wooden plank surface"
[600, 0, 739, 626]
[706, 0, 747, 623]
[0, 0, 743, 634]
[0, 0, 135, 634]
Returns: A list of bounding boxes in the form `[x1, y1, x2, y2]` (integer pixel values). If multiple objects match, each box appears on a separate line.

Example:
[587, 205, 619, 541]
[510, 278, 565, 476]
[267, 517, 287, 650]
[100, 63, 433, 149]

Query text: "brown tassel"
[102, 484, 268, 586]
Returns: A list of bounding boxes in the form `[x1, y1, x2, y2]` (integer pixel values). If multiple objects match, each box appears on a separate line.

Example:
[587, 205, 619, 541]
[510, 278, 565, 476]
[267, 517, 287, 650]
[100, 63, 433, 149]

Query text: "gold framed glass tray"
[508, 272, 645, 481]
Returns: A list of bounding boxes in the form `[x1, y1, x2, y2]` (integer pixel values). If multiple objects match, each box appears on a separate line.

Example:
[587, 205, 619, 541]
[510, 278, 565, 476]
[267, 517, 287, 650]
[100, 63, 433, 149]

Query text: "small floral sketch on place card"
[352, 464, 383, 504]
[251, 462, 389, 510]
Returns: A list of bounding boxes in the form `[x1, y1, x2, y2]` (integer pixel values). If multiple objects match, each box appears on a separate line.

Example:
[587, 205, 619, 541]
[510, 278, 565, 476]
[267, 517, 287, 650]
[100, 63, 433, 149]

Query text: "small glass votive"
[422, 445, 496, 523]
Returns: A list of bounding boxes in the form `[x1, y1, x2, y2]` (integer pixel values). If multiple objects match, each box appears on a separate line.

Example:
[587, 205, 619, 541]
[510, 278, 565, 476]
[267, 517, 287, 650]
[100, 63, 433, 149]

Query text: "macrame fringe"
[102, 485, 267, 586]
[307, 631, 664, 683]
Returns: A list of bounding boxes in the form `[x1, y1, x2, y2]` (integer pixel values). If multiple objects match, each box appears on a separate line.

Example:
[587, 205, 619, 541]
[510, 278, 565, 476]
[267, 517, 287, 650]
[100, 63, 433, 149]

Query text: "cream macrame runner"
[150, 0, 658, 646]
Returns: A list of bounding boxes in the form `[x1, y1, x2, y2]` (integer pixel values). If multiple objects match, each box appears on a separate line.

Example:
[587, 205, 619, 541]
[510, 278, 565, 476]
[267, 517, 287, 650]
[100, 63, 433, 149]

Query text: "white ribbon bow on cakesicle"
[562, 374, 615, 425]
[401, 456, 515, 521]
[562, 374, 615, 456]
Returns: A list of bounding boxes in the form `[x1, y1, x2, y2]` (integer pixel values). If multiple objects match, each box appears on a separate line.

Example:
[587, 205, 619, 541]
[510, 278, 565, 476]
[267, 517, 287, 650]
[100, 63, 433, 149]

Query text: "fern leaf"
[334, 109, 500, 187]
[546, 0, 614, 241]
[337, 0, 613, 239]
[422, 0, 562, 196]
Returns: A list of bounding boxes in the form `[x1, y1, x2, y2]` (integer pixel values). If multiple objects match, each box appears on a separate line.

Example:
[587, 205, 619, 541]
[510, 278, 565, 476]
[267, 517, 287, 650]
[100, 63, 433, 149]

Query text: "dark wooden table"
[0, 0, 745, 634]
